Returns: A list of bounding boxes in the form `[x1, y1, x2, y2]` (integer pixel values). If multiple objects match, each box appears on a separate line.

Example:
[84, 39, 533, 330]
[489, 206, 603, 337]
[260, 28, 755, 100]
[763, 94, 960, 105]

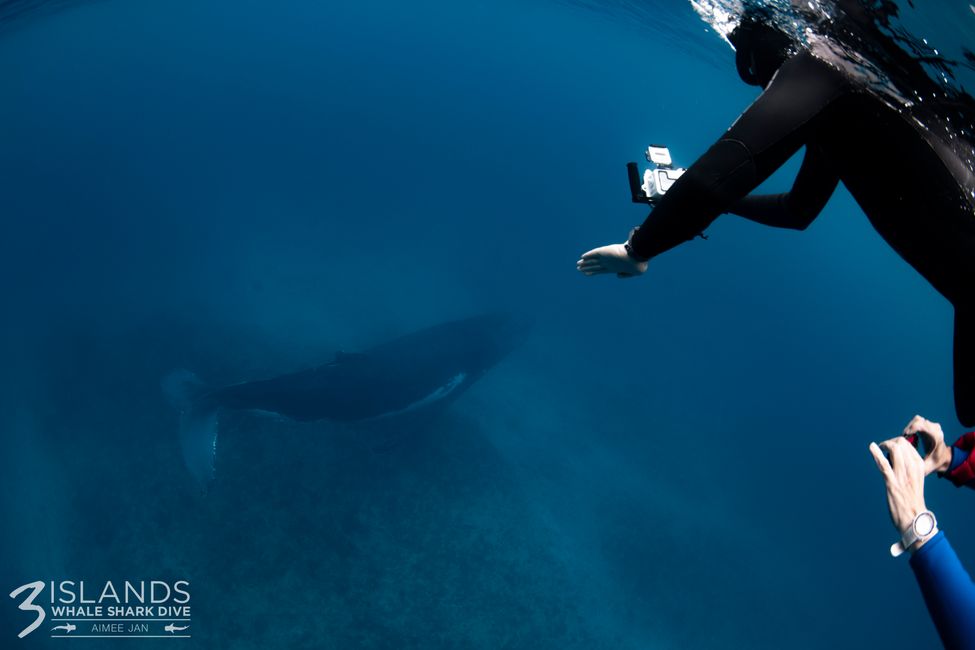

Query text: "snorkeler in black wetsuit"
[578, 5, 975, 426]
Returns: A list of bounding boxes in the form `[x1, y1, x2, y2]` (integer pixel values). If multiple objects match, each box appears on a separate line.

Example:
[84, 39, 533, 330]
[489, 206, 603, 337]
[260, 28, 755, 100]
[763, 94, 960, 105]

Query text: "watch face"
[914, 512, 935, 537]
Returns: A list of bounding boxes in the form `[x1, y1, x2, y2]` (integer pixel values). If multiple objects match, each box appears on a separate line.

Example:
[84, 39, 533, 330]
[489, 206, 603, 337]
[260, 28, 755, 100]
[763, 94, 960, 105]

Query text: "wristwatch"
[890, 510, 937, 557]
[624, 227, 650, 263]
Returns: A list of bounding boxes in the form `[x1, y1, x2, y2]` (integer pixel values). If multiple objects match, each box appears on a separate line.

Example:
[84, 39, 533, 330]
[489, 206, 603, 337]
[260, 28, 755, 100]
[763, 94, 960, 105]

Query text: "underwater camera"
[627, 145, 686, 205]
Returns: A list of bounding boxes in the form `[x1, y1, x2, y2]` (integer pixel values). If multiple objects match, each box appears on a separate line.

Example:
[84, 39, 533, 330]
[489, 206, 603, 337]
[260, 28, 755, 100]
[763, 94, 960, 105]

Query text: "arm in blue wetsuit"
[910, 532, 975, 650]
[873, 426, 975, 650]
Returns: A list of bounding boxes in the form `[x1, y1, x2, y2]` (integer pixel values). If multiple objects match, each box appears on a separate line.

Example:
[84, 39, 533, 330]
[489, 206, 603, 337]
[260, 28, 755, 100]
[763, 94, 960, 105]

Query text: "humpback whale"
[163, 313, 531, 485]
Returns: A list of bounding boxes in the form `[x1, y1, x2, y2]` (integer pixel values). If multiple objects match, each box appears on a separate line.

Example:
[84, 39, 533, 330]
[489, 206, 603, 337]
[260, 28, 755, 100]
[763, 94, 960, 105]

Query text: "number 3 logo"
[9, 582, 46, 639]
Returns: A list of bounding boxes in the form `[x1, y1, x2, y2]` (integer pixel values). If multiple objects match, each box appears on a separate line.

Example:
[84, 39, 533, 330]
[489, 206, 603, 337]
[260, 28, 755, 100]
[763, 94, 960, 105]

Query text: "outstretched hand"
[902, 414, 952, 475]
[577, 243, 648, 278]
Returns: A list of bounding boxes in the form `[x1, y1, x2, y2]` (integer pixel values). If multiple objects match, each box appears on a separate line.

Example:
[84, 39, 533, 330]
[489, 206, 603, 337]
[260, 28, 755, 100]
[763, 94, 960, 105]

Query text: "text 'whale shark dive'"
[163, 313, 531, 485]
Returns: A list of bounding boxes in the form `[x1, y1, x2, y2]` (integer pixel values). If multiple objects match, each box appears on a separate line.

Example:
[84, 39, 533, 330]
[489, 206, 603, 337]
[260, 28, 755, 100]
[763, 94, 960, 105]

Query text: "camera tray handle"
[627, 162, 653, 205]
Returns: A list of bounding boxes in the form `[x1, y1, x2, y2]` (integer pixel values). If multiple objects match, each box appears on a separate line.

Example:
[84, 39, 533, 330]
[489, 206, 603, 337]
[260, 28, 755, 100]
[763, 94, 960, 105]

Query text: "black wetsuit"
[627, 50, 975, 425]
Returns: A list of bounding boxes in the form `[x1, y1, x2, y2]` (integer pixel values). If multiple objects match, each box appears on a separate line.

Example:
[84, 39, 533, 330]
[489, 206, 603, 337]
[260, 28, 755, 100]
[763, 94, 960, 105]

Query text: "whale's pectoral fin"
[163, 369, 219, 489]
[178, 405, 219, 488]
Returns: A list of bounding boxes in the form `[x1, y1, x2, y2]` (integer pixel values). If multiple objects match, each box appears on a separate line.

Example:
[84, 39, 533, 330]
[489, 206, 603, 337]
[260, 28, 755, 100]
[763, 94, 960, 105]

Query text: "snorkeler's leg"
[954, 307, 975, 427]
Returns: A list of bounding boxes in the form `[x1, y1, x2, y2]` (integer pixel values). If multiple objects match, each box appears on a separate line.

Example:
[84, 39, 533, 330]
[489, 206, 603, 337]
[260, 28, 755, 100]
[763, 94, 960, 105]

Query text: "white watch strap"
[890, 511, 937, 558]
[890, 537, 913, 558]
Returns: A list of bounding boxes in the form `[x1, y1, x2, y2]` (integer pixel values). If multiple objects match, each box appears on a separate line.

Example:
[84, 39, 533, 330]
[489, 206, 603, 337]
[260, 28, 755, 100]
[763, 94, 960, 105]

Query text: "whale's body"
[164, 313, 530, 485]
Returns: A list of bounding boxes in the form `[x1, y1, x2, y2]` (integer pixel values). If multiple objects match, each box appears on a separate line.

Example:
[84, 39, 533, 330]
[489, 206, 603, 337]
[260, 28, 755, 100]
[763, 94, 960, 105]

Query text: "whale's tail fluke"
[162, 370, 219, 488]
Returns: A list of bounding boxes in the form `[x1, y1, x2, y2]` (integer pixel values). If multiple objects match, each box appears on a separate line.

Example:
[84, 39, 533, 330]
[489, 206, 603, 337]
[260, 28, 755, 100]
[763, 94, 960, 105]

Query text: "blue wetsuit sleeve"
[909, 531, 975, 650]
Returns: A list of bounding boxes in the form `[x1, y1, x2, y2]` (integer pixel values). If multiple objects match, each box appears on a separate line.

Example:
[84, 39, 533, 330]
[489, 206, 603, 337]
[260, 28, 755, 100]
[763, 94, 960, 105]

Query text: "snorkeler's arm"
[909, 532, 975, 650]
[726, 144, 839, 230]
[870, 438, 975, 649]
[628, 52, 847, 259]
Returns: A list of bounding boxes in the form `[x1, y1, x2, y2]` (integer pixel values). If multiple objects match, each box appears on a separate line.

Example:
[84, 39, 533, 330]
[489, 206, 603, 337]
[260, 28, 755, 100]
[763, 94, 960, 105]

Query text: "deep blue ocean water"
[2, 0, 974, 647]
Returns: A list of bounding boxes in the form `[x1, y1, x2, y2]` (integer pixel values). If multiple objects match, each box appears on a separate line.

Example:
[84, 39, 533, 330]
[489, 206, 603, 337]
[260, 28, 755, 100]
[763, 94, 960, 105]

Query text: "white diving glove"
[576, 243, 648, 278]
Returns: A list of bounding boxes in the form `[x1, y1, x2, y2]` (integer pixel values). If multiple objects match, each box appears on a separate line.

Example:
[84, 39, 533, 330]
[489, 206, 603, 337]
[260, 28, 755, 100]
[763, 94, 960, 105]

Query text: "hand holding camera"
[868, 414, 951, 557]
[902, 415, 952, 476]
[870, 437, 934, 555]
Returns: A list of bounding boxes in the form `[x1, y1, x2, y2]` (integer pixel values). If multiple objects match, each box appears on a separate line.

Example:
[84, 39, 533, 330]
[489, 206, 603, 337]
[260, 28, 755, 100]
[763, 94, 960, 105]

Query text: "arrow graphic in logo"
[51, 624, 76, 634]
[164, 623, 190, 634]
